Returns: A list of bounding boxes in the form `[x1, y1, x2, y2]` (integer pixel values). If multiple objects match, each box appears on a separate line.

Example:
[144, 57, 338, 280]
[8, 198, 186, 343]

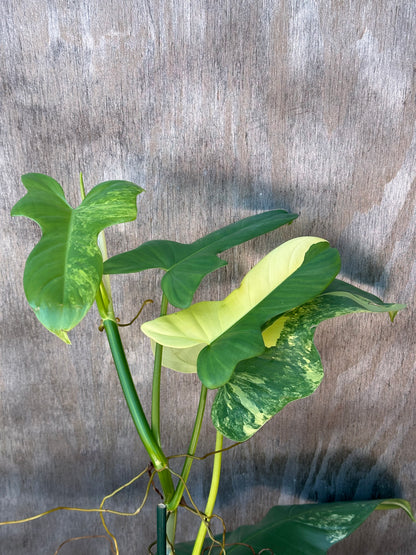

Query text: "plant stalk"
[192, 432, 224, 555]
[167, 385, 208, 512]
[151, 293, 169, 447]
[102, 318, 175, 503]
[150, 292, 178, 550]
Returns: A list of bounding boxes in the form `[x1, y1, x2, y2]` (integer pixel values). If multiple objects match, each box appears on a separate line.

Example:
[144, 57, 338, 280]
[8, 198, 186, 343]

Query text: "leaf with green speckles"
[12, 173, 143, 343]
[211, 279, 405, 441]
[141, 237, 341, 388]
[175, 499, 414, 554]
[103, 209, 298, 308]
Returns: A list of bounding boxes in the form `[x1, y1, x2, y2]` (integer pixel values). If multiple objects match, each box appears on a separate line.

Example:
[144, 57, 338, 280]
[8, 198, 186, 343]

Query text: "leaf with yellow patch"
[12, 173, 143, 342]
[212, 279, 405, 441]
[142, 237, 341, 388]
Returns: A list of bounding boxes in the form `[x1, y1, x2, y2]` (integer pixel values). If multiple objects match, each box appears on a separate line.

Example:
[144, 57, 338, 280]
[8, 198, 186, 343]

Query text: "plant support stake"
[157, 503, 167, 555]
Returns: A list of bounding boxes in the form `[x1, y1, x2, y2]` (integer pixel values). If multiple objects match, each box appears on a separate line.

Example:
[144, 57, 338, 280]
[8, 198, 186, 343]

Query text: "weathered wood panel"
[1, 1, 415, 553]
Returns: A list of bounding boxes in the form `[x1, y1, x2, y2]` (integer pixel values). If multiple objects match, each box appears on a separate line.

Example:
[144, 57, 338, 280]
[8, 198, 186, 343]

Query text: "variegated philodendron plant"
[11, 173, 414, 554]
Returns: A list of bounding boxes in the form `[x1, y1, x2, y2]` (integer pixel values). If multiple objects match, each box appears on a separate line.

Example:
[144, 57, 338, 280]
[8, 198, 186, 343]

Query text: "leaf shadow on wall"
[151, 166, 387, 292]
[214, 447, 403, 511]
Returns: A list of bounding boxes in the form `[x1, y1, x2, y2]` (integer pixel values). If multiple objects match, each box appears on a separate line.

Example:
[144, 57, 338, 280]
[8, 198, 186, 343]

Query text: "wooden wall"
[1, 1, 415, 553]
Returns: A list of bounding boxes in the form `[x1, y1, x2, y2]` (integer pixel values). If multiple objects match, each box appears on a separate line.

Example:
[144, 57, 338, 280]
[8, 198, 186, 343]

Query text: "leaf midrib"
[61, 208, 76, 306]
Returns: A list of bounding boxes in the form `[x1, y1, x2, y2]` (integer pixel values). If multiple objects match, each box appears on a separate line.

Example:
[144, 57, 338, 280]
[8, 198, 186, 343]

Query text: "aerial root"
[0, 442, 263, 554]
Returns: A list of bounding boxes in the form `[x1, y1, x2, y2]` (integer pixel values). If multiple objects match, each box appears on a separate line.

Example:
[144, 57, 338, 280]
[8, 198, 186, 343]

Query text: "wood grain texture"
[1, 1, 415, 553]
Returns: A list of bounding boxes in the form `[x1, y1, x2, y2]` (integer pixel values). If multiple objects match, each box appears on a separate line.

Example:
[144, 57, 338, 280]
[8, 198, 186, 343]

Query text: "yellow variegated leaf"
[142, 237, 340, 387]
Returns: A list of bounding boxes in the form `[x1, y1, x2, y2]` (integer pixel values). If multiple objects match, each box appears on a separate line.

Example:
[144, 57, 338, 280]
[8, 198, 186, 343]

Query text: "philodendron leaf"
[174, 499, 414, 554]
[141, 237, 341, 388]
[104, 209, 298, 308]
[12, 173, 143, 342]
[212, 279, 405, 441]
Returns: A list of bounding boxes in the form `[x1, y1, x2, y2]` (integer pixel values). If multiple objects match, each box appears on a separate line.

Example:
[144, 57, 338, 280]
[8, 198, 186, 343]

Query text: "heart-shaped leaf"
[174, 499, 414, 554]
[103, 209, 298, 308]
[141, 237, 341, 388]
[212, 279, 406, 441]
[12, 173, 143, 342]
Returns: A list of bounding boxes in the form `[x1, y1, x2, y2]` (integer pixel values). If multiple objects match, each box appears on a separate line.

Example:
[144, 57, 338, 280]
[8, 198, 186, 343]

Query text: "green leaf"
[174, 499, 414, 554]
[212, 279, 405, 441]
[141, 237, 341, 388]
[104, 209, 298, 308]
[12, 173, 143, 342]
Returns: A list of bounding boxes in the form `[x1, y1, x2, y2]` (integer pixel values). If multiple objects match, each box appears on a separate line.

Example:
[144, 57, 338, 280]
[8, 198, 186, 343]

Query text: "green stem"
[152, 293, 169, 447]
[166, 510, 177, 555]
[102, 319, 175, 502]
[167, 385, 208, 512]
[94, 228, 176, 542]
[192, 432, 224, 555]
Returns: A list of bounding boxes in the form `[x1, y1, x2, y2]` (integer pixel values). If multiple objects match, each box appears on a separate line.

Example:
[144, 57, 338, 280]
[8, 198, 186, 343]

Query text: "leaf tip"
[52, 329, 72, 344]
[389, 305, 406, 322]
[389, 311, 397, 322]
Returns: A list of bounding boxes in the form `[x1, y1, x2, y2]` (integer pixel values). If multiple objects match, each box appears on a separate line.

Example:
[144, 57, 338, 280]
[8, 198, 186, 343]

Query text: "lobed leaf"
[175, 499, 414, 554]
[12, 173, 143, 342]
[141, 237, 341, 388]
[212, 279, 405, 441]
[103, 209, 298, 308]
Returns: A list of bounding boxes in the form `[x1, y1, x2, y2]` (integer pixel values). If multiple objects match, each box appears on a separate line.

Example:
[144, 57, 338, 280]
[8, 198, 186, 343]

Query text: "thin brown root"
[147, 539, 157, 554]
[117, 299, 154, 327]
[99, 466, 157, 554]
[167, 441, 242, 463]
[147, 462, 164, 500]
[166, 468, 226, 553]
[53, 534, 116, 555]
